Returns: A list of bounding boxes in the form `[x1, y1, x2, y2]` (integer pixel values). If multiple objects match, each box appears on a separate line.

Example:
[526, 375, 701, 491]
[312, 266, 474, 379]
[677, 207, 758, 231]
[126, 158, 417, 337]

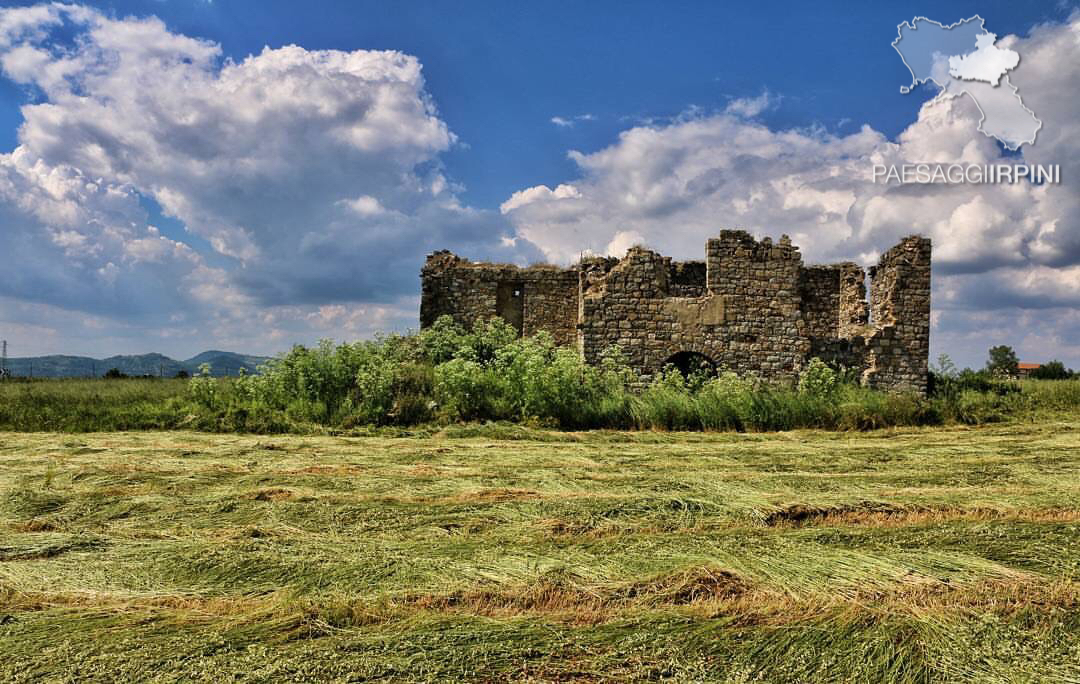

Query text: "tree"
[985, 345, 1019, 378]
[103, 368, 128, 379]
[930, 353, 958, 378]
[174, 369, 191, 379]
[1031, 360, 1072, 380]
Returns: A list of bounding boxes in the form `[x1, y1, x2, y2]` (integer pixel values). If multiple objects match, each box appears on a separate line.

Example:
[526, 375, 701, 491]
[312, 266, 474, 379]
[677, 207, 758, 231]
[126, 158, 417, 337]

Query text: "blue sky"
[0, 0, 1078, 368]
[1, 0, 1068, 208]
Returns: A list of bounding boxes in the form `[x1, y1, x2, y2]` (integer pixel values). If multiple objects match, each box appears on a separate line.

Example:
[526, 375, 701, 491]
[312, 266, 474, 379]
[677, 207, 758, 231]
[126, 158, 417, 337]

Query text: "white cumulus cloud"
[0, 3, 533, 357]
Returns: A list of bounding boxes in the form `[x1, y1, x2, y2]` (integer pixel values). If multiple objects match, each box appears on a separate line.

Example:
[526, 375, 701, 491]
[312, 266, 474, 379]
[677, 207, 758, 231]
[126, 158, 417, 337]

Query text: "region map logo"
[893, 15, 1040, 150]
[873, 15, 1058, 187]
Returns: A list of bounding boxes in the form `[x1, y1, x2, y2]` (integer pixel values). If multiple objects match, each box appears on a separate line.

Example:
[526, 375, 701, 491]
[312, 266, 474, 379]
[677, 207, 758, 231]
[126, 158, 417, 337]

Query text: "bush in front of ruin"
[179, 316, 1080, 433]
[186, 316, 631, 429]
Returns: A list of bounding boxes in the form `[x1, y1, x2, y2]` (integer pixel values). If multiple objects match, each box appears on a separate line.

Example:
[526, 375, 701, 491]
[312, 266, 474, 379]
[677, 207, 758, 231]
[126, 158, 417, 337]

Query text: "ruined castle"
[420, 232, 931, 393]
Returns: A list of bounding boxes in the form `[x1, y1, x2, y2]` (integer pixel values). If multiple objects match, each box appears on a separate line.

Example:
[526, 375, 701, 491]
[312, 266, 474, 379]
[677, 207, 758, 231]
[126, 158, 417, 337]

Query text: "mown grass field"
[2, 421, 1079, 682]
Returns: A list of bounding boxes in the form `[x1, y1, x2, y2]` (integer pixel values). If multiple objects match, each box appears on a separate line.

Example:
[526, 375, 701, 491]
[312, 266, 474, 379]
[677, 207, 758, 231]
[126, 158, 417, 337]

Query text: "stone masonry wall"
[522, 271, 580, 344]
[420, 251, 579, 347]
[797, 262, 870, 342]
[577, 232, 810, 384]
[799, 265, 843, 339]
[863, 236, 932, 393]
[420, 232, 932, 393]
[699, 232, 810, 381]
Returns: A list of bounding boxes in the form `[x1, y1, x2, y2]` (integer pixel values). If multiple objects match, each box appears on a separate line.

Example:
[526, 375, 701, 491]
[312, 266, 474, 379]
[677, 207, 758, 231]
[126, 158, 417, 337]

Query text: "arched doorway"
[663, 351, 718, 378]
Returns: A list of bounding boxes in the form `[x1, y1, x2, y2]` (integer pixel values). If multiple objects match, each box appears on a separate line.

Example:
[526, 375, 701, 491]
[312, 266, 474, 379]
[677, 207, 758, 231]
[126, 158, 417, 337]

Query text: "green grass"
[4, 376, 1080, 434]
[1, 421, 1079, 681]
[0, 379, 191, 431]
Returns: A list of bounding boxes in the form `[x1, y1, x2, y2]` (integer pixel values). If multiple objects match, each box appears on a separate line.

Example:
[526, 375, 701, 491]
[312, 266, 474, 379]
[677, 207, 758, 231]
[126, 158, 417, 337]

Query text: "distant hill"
[183, 351, 272, 376]
[2, 350, 272, 378]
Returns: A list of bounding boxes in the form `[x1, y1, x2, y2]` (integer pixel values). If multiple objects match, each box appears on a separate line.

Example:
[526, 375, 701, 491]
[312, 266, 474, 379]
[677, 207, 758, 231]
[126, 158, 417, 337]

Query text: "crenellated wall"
[420, 232, 932, 393]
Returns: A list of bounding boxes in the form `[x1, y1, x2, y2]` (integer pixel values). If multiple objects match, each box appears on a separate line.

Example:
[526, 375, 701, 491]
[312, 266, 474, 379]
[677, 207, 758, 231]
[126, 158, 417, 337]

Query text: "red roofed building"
[1017, 362, 1042, 378]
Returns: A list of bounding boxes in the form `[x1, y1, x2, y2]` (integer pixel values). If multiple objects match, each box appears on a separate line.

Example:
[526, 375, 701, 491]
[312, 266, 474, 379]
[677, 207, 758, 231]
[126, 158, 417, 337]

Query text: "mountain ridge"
[1, 351, 272, 378]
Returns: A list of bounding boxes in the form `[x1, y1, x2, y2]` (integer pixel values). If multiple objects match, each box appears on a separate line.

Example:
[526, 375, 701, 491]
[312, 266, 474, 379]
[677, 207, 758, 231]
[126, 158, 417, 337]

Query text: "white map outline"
[891, 14, 1042, 150]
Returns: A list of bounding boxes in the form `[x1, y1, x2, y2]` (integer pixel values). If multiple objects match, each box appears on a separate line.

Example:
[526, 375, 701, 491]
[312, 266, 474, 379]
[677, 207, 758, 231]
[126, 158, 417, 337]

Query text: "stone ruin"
[420, 231, 931, 393]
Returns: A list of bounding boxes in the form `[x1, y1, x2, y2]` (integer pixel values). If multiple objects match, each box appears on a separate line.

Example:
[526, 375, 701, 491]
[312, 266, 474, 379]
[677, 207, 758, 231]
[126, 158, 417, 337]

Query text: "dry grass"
[1, 421, 1080, 681]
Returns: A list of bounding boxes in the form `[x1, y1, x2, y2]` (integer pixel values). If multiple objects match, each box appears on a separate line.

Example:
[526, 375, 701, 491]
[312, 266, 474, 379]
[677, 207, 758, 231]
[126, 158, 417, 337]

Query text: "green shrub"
[434, 358, 503, 422]
[387, 362, 436, 425]
[798, 358, 838, 398]
[418, 315, 469, 364]
[499, 334, 631, 428]
[430, 327, 633, 429]
[187, 364, 219, 409]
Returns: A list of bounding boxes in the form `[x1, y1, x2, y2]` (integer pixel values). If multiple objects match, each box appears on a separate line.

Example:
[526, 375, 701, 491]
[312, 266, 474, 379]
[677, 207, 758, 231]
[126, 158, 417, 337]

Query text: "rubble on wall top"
[421, 250, 568, 276]
[425, 232, 929, 279]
